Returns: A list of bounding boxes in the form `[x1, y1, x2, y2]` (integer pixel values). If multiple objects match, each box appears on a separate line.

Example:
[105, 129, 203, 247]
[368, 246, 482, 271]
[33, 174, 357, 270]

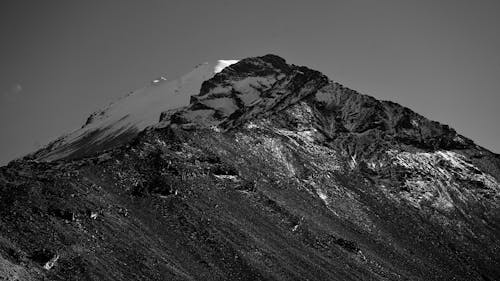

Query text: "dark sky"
[1, 0, 499, 165]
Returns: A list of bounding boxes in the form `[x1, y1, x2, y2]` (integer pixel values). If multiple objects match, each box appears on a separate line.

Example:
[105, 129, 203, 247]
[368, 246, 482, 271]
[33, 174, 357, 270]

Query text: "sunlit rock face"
[1, 55, 499, 281]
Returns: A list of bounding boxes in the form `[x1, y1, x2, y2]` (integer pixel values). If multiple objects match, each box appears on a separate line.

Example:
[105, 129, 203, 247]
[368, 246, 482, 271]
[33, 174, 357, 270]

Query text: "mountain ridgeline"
[1, 55, 499, 280]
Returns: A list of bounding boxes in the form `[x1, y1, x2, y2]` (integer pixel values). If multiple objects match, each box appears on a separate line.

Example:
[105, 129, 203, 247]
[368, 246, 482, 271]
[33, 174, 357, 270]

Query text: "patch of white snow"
[214, 60, 239, 73]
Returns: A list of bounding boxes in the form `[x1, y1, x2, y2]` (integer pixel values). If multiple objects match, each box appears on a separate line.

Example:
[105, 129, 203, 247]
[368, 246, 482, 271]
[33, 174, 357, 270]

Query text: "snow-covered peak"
[163, 55, 329, 130]
[33, 59, 238, 161]
[214, 60, 240, 73]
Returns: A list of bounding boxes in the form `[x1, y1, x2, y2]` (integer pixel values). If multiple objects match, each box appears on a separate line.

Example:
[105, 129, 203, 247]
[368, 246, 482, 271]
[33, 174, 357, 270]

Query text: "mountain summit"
[2, 55, 500, 280]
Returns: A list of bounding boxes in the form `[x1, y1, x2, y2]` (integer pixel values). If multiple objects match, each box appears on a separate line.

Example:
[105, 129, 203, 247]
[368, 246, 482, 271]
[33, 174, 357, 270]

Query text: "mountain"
[1, 55, 499, 281]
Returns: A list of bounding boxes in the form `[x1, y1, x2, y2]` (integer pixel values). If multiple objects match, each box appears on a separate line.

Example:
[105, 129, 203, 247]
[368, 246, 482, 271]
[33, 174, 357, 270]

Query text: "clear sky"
[0, 0, 499, 165]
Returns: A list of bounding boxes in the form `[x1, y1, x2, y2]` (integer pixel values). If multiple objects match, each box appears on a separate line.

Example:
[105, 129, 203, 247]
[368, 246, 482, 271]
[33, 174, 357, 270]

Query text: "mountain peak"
[162, 54, 329, 129]
[159, 55, 473, 155]
[30, 54, 475, 163]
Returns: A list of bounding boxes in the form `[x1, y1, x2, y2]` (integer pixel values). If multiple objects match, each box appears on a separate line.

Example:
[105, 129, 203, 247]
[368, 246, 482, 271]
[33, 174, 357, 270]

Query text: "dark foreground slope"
[1, 55, 500, 280]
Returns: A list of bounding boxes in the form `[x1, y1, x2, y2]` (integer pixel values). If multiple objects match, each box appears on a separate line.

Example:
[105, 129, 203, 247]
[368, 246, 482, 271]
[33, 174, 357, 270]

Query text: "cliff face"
[1, 55, 499, 281]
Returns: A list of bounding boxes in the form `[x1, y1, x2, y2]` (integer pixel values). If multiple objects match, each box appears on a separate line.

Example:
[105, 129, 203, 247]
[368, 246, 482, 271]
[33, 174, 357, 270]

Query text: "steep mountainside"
[1, 55, 499, 280]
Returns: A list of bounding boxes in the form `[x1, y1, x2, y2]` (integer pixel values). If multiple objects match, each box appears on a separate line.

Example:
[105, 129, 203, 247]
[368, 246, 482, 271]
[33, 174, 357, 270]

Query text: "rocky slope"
[1, 55, 499, 280]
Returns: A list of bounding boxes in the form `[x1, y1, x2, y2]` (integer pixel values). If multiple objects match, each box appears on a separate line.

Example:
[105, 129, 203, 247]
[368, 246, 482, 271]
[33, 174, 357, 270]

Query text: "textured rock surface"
[1, 55, 499, 280]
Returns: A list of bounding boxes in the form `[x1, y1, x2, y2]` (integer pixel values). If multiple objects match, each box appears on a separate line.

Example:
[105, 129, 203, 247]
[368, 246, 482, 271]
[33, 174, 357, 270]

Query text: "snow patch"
[214, 60, 239, 73]
[151, 76, 167, 84]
